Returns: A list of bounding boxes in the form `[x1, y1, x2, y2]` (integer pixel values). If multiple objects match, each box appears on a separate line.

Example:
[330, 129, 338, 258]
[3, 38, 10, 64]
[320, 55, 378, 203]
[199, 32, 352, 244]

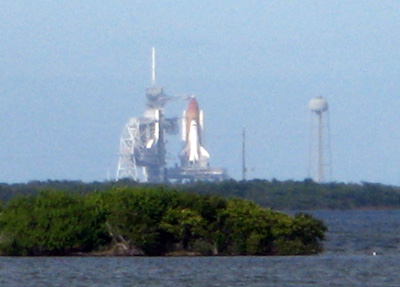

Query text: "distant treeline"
[178, 179, 400, 210]
[1, 179, 400, 210]
[0, 179, 131, 202]
[0, 187, 326, 256]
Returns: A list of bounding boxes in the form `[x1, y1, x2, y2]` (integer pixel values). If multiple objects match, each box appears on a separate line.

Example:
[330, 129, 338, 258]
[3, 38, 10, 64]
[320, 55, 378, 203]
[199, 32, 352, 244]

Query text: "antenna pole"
[151, 47, 156, 86]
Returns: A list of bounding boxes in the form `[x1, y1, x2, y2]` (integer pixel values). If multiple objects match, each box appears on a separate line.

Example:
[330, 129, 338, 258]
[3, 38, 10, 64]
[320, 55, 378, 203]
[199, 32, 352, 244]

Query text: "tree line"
[176, 179, 400, 210]
[0, 186, 326, 256]
[1, 178, 400, 210]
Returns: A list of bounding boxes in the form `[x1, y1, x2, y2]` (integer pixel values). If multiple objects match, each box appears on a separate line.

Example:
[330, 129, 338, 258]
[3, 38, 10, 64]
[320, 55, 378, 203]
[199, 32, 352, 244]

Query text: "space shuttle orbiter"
[180, 97, 210, 167]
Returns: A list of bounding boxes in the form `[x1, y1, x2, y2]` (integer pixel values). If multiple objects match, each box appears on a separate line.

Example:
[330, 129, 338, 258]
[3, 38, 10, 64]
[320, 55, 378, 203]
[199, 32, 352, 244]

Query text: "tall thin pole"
[317, 112, 323, 183]
[307, 109, 313, 179]
[242, 128, 246, 181]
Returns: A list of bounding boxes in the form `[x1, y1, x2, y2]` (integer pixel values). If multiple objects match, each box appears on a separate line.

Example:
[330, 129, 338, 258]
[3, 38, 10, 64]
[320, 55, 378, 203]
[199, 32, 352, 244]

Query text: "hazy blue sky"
[1, 1, 400, 184]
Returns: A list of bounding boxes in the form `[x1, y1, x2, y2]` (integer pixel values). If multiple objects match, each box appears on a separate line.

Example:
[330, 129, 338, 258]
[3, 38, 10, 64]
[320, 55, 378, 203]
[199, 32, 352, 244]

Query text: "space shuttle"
[180, 97, 210, 167]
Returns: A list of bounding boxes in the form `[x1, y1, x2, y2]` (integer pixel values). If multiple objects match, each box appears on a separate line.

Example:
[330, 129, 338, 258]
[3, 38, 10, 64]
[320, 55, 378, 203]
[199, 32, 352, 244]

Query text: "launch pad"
[166, 166, 228, 183]
[116, 48, 228, 183]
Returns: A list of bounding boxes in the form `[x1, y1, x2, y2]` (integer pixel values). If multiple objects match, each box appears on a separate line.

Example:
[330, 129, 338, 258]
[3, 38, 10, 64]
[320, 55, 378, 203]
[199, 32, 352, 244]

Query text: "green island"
[0, 185, 326, 256]
[2, 177, 397, 256]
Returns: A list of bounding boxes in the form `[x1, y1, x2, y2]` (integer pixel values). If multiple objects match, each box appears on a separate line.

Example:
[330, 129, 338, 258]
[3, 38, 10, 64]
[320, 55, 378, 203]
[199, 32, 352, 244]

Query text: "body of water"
[1, 210, 399, 286]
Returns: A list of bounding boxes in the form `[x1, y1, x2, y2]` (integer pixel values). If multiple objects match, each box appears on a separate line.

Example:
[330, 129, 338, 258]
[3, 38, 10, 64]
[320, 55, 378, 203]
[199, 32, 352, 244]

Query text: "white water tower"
[308, 96, 331, 183]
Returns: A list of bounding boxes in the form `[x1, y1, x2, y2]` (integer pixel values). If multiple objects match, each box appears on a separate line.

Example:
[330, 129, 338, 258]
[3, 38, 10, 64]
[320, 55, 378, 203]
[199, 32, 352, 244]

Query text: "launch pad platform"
[166, 166, 228, 183]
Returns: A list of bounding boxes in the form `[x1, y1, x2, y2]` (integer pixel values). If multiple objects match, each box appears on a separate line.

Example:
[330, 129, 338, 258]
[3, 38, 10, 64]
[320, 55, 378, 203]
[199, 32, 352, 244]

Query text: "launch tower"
[116, 48, 179, 182]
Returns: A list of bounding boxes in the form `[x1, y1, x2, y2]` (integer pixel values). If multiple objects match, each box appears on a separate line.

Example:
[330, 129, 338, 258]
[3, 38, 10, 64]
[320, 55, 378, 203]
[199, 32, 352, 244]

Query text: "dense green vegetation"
[0, 187, 326, 256]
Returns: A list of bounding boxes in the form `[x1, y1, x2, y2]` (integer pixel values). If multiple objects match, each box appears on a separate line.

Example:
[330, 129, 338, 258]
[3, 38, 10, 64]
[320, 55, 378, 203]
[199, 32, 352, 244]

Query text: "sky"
[1, 1, 400, 185]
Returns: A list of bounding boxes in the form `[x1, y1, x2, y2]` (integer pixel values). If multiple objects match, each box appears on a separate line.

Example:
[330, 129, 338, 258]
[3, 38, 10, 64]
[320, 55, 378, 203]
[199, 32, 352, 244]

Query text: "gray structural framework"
[116, 85, 179, 182]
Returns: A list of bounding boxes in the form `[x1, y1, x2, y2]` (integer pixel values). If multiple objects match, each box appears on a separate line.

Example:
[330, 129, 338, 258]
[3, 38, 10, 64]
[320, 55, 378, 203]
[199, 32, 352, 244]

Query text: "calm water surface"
[1, 210, 399, 287]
